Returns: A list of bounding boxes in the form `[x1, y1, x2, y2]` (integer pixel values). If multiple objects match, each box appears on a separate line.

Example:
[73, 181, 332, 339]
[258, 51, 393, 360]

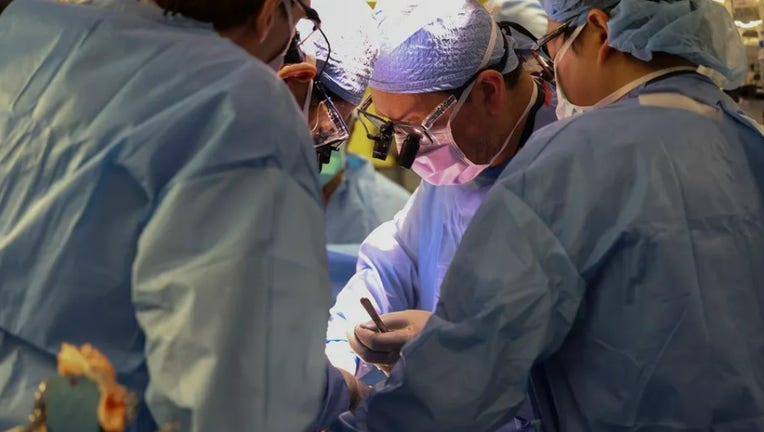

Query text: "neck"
[492, 72, 535, 167]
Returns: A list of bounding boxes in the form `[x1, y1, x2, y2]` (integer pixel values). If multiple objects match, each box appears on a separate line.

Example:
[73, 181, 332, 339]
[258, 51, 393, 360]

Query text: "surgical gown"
[0, 0, 336, 430]
[326, 82, 555, 376]
[325, 153, 410, 245]
[335, 72, 764, 431]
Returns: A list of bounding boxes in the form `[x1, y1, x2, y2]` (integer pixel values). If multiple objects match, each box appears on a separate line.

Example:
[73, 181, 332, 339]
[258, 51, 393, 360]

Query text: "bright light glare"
[735, 19, 763, 29]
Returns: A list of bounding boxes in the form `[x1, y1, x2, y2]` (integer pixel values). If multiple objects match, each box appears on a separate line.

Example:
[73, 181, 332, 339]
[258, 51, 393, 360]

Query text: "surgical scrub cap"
[539, 0, 746, 89]
[485, 0, 549, 39]
[297, 0, 378, 105]
[371, 0, 520, 93]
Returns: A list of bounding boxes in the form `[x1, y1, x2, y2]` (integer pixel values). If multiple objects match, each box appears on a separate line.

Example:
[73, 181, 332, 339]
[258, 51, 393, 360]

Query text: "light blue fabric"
[486, 0, 548, 38]
[607, 0, 746, 90]
[333, 72, 764, 431]
[538, 0, 617, 25]
[324, 154, 410, 245]
[325, 155, 410, 302]
[539, 0, 746, 88]
[0, 0, 337, 431]
[297, 0, 378, 105]
[325, 83, 556, 377]
[327, 244, 362, 301]
[371, 0, 519, 93]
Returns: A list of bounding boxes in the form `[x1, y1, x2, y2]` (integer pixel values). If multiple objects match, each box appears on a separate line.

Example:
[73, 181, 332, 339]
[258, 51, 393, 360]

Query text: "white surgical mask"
[554, 24, 698, 120]
[406, 81, 537, 186]
[553, 24, 588, 119]
[267, 0, 295, 72]
[268, 55, 286, 72]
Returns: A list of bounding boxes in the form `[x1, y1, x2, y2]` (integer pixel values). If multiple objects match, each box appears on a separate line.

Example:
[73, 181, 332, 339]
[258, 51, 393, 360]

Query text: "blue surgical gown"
[325, 153, 411, 245]
[335, 72, 764, 431]
[0, 0, 338, 430]
[325, 154, 409, 299]
[326, 83, 556, 376]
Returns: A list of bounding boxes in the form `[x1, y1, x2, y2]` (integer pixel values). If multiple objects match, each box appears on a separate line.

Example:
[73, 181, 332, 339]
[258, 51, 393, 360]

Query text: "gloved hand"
[338, 368, 372, 411]
[347, 309, 432, 375]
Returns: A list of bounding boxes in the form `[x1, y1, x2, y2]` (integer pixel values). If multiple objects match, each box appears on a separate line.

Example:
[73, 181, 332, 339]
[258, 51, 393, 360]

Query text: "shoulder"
[494, 103, 663, 223]
[126, 38, 319, 198]
[506, 100, 676, 183]
[189, 63, 321, 196]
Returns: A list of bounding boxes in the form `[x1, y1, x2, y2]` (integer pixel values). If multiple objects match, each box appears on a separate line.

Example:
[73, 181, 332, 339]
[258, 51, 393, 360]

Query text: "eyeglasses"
[278, 1, 339, 168]
[532, 20, 573, 58]
[313, 81, 351, 166]
[355, 94, 456, 168]
[284, 0, 332, 82]
[293, 0, 321, 30]
[495, 20, 556, 84]
[524, 20, 576, 83]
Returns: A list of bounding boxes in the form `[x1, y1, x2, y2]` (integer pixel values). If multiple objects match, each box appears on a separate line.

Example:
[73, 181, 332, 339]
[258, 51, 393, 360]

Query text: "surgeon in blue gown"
[0, 0, 347, 430]
[279, 0, 410, 299]
[334, 0, 764, 431]
[326, 0, 556, 380]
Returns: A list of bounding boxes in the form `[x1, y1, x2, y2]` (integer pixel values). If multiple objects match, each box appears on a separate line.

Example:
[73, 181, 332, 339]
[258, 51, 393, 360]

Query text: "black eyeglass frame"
[532, 20, 573, 58]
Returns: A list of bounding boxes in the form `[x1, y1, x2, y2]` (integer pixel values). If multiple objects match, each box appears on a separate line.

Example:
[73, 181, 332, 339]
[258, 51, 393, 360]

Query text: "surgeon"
[0, 0, 337, 431]
[334, 0, 764, 430]
[279, 0, 411, 246]
[326, 0, 555, 380]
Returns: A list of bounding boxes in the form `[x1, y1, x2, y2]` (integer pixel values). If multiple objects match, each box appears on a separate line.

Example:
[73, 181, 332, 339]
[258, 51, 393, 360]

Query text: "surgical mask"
[267, 0, 295, 72]
[319, 149, 345, 186]
[403, 81, 538, 186]
[553, 24, 698, 120]
[268, 55, 286, 72]
[553, 25, 588, 119]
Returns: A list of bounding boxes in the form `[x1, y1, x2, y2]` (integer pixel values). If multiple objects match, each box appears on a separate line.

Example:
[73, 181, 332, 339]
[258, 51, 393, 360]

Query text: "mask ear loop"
[444, 19, 502, 126]
[267, 0, 297, 67]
